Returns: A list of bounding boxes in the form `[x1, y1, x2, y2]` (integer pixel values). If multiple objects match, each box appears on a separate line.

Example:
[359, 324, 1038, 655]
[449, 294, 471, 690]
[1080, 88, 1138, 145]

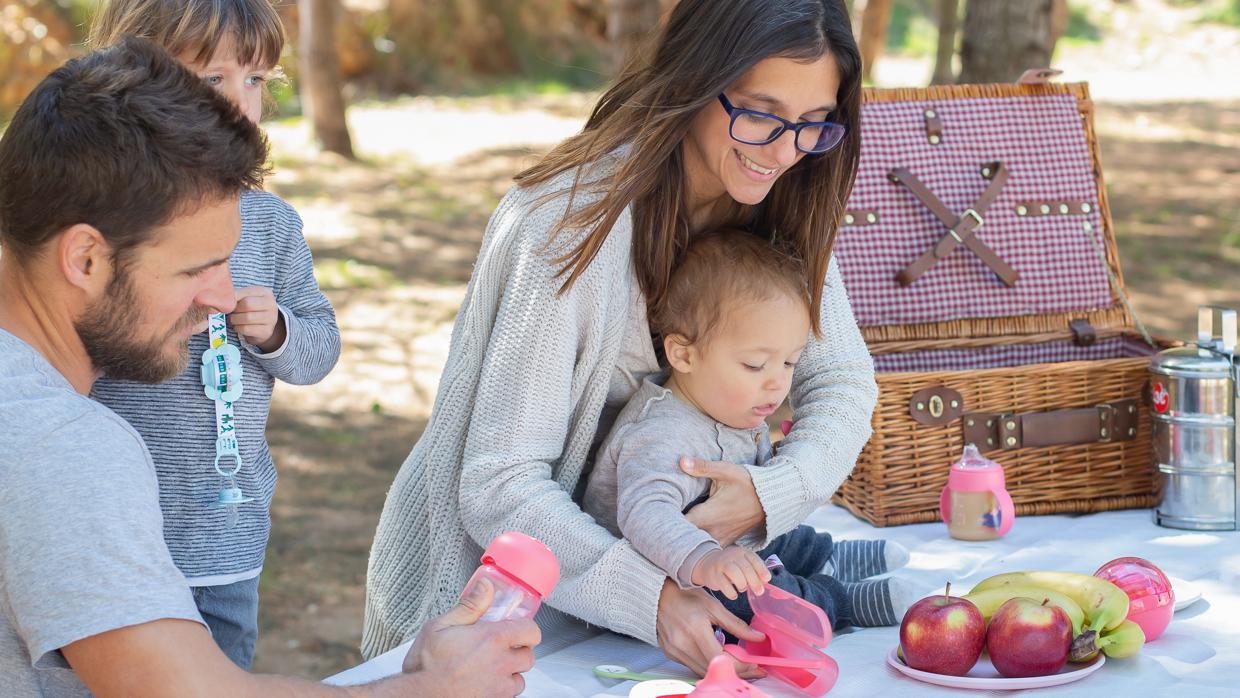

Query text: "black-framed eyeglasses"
[717, 94, 847, 155]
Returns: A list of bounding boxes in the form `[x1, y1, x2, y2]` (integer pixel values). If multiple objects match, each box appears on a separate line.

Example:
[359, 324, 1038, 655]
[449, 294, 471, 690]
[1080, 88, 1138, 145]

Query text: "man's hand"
[690, 546, 770, 600]
[230, 286, 285, 353]
[402, 577, 541, 697]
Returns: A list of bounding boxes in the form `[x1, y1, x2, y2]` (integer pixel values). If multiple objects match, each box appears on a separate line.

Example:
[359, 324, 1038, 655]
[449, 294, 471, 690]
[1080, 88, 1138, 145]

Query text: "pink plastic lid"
[947, 445, 1006, 492]
[749, 584, 832, 649]
[1094, 557, 1174, 641]
[481, 531, 561, 599]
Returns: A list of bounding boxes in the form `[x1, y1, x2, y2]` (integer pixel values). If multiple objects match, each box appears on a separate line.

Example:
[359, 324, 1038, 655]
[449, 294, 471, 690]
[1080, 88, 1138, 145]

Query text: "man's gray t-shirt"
[0, 329, 203, 697]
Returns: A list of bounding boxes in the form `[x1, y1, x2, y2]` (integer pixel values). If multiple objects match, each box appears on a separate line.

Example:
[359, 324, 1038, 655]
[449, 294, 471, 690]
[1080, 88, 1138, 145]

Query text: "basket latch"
[1069, 319, 1098, 347]
[908, 386, 964, 426]
[962, 399, 1139, 453]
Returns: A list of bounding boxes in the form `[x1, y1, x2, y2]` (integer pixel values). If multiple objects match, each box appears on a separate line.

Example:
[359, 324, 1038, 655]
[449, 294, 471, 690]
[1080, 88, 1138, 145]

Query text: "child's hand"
[230, 286, 285, 353]
[691, 546, 771, 600]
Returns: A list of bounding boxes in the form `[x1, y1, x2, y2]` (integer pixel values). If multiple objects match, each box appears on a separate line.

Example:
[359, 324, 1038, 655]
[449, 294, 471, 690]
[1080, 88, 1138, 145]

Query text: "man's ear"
[664, 333, 697, 374]
[57, 224, 112, 294]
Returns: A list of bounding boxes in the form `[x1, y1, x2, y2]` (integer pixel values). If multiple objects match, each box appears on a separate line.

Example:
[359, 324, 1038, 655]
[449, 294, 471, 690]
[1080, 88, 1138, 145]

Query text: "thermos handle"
[991, 485, 1015, 536]
[939, 485, 952, 525]
[1198, 306, 1237, 353]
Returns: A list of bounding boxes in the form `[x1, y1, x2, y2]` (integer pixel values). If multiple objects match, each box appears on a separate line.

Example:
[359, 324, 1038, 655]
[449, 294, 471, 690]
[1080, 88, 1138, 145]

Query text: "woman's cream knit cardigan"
[362, 153, 878, 657]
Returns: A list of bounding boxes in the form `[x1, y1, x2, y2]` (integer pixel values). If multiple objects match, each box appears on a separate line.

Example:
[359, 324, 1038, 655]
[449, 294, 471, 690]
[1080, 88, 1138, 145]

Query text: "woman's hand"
[655, 579, 766, 679]
[681, 457, 765, 547]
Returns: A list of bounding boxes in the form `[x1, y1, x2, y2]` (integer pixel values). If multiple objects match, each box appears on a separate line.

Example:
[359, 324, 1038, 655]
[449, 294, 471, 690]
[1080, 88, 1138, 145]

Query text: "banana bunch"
[969, 570, 1143, 662]
[963, 585, 1085, 638]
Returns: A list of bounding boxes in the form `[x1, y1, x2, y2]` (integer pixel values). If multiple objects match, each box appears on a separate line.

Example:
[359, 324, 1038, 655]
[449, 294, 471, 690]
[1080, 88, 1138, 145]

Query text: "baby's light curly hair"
[650, 228, 812, 348]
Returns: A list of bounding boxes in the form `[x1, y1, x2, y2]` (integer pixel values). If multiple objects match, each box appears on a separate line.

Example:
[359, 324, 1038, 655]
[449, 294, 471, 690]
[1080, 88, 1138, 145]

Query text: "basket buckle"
[960, 208, 984, 230]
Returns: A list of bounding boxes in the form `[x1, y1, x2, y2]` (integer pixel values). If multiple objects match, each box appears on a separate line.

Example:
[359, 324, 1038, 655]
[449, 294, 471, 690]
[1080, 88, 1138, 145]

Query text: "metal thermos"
[1148, 306, 1240, 530]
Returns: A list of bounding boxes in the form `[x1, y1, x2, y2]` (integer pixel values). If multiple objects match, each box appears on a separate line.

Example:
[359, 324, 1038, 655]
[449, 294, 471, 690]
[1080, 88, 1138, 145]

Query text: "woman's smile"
[735, 149, 779, 179]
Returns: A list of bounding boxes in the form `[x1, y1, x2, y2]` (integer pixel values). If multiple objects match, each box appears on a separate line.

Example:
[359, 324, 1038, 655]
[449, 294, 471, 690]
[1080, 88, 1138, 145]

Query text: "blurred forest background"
[9, 0, 1239, 124]
[3, 0, 1239, 680]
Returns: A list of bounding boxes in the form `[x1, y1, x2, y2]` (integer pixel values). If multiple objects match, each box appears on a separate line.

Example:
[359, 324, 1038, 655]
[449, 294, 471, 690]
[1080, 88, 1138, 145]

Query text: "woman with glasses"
[364, 0, 877, 680]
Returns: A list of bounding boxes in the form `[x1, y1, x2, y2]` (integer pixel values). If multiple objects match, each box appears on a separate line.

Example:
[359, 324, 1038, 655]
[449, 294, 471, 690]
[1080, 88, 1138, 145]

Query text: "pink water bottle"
[461, 531, 560, 622]
[940, 444, 1015, 540]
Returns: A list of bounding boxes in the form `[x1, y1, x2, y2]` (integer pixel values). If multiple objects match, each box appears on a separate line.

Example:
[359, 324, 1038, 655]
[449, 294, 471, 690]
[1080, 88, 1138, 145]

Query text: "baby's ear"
[663, 334, 696, 373]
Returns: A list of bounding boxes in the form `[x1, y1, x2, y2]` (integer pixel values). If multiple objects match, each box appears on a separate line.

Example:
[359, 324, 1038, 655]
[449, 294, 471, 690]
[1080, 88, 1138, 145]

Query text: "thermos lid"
[1149, 346, 1232, 377]
[481, 531, 561, 599]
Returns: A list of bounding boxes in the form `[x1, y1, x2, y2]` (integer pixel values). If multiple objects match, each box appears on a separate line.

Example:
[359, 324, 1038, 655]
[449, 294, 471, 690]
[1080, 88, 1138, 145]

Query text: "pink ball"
[1094, 557, 1175, 641]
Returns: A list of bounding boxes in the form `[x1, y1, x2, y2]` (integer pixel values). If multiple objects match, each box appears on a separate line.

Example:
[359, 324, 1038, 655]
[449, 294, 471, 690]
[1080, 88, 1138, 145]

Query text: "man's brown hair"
[0, 36, 269, 264]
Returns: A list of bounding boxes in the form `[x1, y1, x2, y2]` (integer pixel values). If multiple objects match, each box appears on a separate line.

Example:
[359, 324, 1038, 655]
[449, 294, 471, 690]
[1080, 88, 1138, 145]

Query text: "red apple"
[899, 583, 986, 676]
[986, 597, 1072, 678]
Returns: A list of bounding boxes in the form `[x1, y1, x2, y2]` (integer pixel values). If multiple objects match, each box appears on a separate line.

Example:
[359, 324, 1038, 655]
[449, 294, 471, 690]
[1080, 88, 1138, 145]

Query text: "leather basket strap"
[891, 163, 1019, 288]
[962, 399, 1139, 453]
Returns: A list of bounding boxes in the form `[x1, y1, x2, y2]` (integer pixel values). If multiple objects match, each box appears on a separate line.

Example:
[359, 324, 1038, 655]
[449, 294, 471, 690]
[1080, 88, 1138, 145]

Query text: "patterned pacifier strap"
[200, 312, 253, 524]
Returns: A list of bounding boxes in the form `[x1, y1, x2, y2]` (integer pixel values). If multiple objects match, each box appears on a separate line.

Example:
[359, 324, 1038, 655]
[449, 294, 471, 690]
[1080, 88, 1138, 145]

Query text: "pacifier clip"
[200, 312, 253, 526]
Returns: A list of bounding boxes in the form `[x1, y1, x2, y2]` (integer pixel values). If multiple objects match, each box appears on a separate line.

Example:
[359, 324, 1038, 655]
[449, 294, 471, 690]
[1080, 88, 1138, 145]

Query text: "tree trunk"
[300, 0, 355, 158]
[1049, 0, 1069, 53]
[958, 0, 1054, 84]
[931, 0, 959, 84]
[607, 0, 661, 73]
[859, 0, 893, 82]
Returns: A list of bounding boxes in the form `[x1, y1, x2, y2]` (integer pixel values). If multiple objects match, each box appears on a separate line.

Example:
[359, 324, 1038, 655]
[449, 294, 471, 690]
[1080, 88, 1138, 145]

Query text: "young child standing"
[88, 0, 341, 669]
[584, 229, 916, 630]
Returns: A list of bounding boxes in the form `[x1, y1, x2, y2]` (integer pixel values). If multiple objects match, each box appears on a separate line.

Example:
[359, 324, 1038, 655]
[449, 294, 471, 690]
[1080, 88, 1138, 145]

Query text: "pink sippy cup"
[940, 444, 1015, 540]
[460, 531, 560, 622]
[721, 584, 839, 695]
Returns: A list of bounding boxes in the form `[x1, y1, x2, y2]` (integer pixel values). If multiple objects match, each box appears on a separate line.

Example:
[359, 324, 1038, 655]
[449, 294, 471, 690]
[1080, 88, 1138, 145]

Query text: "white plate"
[887, 647, 1105, 690]
[628, 679, 695, 698]
[1169, 576, 1202, 611]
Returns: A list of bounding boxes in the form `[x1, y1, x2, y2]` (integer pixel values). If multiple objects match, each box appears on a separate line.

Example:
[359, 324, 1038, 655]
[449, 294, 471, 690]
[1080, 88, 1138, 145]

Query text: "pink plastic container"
[722, 585, 839, 695]
[1094, 557, 1175, 641]
[461, 531, 560, 622]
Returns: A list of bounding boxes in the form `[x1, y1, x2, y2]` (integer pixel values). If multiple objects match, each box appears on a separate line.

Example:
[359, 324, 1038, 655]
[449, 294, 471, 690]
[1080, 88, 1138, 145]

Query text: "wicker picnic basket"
[831, 80, 1171, 527]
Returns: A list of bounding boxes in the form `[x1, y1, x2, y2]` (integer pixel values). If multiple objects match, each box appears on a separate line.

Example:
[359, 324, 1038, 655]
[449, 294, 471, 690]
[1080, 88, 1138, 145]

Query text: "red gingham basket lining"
[836, 94, 1116, 329]
[872, 335, 1155, 374]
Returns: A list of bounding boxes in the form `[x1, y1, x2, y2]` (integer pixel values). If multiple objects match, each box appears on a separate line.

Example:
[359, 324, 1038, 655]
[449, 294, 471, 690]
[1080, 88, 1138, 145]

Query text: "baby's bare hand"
[691, 546, 771, 600]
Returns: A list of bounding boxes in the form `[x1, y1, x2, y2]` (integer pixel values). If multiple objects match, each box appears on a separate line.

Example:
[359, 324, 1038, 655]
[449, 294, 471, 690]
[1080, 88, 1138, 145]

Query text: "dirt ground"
[248, 91, 1240, 679]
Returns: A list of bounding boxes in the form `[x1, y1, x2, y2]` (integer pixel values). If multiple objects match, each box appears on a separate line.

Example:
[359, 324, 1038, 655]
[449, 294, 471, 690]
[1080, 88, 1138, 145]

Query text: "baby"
[584, 228, 916, 628]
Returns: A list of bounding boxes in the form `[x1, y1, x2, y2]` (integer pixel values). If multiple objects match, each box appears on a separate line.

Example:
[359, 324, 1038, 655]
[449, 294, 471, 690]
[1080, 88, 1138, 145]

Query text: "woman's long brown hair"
[515, 0, 861, 334]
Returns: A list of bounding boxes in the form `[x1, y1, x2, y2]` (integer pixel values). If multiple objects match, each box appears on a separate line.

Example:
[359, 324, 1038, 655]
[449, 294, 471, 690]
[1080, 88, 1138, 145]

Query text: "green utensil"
[593, 664, 698, 685]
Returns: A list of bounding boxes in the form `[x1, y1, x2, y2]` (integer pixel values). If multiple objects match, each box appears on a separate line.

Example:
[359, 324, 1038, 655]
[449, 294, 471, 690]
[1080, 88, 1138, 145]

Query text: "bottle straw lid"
[481, 531, 560, 599]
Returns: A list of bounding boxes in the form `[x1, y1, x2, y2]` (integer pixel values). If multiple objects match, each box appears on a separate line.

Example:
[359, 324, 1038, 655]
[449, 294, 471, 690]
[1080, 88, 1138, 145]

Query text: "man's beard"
[76, 268, 211, 384]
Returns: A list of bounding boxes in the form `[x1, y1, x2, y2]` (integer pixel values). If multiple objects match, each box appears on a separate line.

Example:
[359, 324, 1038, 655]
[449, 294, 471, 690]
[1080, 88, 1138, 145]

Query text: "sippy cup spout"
[687, 655, 771, 697]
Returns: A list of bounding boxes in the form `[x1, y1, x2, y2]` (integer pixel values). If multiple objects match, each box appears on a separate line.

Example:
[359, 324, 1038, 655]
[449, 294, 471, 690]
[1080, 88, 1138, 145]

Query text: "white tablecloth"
[327, 505, 1239, 696]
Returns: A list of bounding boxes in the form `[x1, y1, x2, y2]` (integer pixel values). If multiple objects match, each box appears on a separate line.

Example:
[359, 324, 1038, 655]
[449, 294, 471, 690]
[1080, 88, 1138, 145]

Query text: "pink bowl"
[1093, 557, 1175, 641]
